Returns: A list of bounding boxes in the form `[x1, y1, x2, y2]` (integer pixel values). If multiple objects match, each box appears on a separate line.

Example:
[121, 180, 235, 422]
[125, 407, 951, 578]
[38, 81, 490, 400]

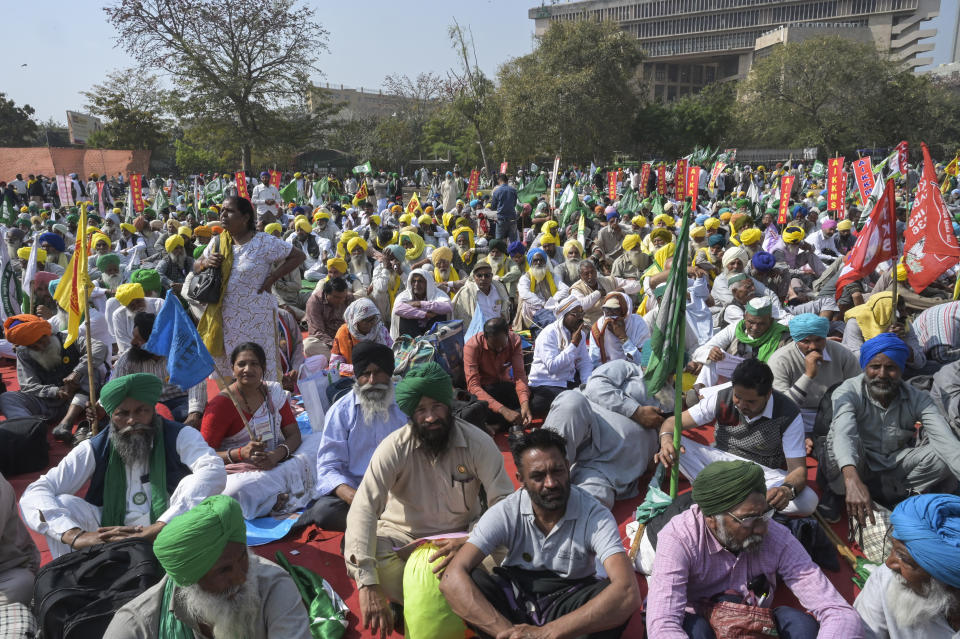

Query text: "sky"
[1, 0, 537, 123]
[2, 0, 957, 123]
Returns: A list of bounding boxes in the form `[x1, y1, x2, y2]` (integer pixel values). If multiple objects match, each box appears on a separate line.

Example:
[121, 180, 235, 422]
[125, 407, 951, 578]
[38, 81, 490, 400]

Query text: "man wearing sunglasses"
[646, 460, 864, 638]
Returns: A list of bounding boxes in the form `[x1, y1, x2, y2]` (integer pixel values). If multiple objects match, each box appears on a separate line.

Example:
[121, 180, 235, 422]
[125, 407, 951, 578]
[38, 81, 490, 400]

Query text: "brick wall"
[0, 148, 151, 181]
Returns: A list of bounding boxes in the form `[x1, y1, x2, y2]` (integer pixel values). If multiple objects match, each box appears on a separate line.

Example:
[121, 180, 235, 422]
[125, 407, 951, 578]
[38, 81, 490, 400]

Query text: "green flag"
[352, 161, 372, 175]
[153, 187, 168, 214]
[280, 179, 299, 204]
[810, 161, 826, 179]
[558, 188, 590, 229]
[204, 178, 223, 198]
[313, 179, 329, 201]
[650, 194, 664, 218]
[618, 186, 640, 215]
[516, 173, 548, 206]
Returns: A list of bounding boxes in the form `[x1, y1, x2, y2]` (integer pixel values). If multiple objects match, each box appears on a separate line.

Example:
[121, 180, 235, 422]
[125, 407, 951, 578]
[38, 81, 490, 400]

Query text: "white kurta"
[19, 425, 225, 558]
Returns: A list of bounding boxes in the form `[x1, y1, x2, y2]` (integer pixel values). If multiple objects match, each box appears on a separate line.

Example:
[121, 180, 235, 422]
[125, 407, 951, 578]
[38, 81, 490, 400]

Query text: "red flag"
[268, 170, 281, 189]
[657, 165, 667, 195]
[687, 166, 701, 210]
[904, 142, 960, 292]
[835, 179, 898, 299]
[675, 159, 687, 198]
[499, 161, 508, 175]
[235, 171, 249, 199]
[852, 157, 874, 204]
[897, 141, 909, 175]
[467, 169, 480, 200]
[607, 170, 617, 201]
[129, 174, 145, 212]
[777, 175, 795, 224]
[827, 158, 845, 211]
[639, 163, 651, 197]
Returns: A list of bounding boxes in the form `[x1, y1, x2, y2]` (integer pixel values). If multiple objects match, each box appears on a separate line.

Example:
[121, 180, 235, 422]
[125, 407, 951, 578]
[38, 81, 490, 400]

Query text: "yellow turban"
[704, 217, 720, 231]
[392, 204, 403, 213]
[649, 228, 673, 243]
[347, 237, 368, 253]
[177, 226, 192, 239]
[295, 219, 312, 234]
[417, 214, 432, 226]
[631, 215, 648, 228]
[653, 242, 676, 270]
[539, 234, 558, 246]
[193, 225, 212, 238]
[782, 226, 806, 243]
[690, 226, 706, 239]
[294, 214, 308, 226]
[327, 257, 348, 274]
[400, 231, 426, 260]
[452, 226, 475, 248]
[165, 235, 185, 253]
[399, 213, 414, 226]
[17, 247, 47, 262]
[314, 210, 331, 222]
[369, 214, 381, 225]
[112, 207, 122, 215]
[264, 223, 282, 236]
[91, 233, 111, 249]
[115, 283, 145, 307]
[739, 228, 763, 245]
[542, 220, 559, 235]
[837, 219, 853, 231]
[120, 223, 137, 235]
[563, 239, 584, 256]
[654, 214, 674, 227]
[431, 246, 454, 264]
[720, 211, 733, 222]
[621, 234, 642, 251]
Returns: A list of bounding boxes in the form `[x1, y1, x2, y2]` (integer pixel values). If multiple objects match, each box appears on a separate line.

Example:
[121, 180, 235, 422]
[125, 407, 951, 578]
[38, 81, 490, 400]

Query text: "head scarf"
[704, 217, 721, 232]
[90, 233, 112, 251]
[507, 241, 525, 256]
[347, 237, 368, 253]
[844, 291, 896, 341]
[351, 340, 394, 376]
[859, 332, 909, 370]
[721, 246, 749, 269]
[890, 494, 960, 589]
[431, 246, 454, 266]
[400, 231, 426, 261]
[99, 373, 163, 415]
[452, 226, 475, 249]
[621, 234, 641, 251]
[343, 298, 387, 344]
[164, 235, 184, 253]
[554, 294, 583, 321]
[489, 239, 507, 254]
[17, 247, 47, 263]
[385, 244, 406, 264]
[730, 213, 748, 232]
[789, 313, 829, 341]
[120, 223, 137, 235]
[821, 219, 837, 231]
[193, 225, 211, 238]
[115, 283, 145, 308]
[652, 242, 676, 271]
[153, 495, 246, 587]
[631, 215, 648, 228]
[739, 228, 762, 246]
[526, 247, 548, 266]
[295, 219, 312, 234]
[751, 251, 776, 272]
[327, 257, 348, 275]
[690, 226, 706, 240]
[177, 226, 192, 239]
[692, 460, 767, 516]
[130, 269, 162, 294]
[3, 314, 51, 346]
[654, 214, 674, 227]
[38, 232, 65, 253]
[394, 361, 454, 417]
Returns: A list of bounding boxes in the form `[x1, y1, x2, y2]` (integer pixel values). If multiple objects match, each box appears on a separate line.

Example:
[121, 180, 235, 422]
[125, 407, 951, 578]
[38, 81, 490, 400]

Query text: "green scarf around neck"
[734, 320, 788, 362]
[101, 419, 169, 527]
[158, 579, 193, 639]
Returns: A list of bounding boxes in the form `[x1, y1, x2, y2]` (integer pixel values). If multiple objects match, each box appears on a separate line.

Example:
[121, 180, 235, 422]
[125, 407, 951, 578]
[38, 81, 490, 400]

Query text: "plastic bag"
[402, 543, 468, 639]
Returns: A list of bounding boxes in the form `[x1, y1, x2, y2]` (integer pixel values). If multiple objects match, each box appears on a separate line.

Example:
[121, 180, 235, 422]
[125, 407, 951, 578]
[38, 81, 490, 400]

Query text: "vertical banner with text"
[687, 166, 701, 210]
[827, 158, 845, 212]
[778, 175, 796, 224]
[269, 170, 282, 189]
[235, 171, 249, 199]
[129, 174, 145, 212]
[657, 165, 667, 195]
[675, 159, 687, 199]
[55, 175, 74, 207]
[708, 161, 726, 189]
[607, 169, 617, 201]
[549, 157, 560, 208]
[639, 163, 651, 197]
[853, 157, 874, 204]
[467, 169, 480, 201]
[499, 161, 508, 175]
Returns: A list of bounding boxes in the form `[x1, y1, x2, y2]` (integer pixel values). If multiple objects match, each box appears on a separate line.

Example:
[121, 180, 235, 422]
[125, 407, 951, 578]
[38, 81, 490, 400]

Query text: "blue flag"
[143, 290, 216, 390]
[464, 302, 486, 341]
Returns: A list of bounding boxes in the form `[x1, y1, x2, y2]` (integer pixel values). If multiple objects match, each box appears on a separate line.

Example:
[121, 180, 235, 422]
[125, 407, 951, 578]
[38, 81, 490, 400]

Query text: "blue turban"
[859, 332, 909, 370]
[707, 233, 725, 247]
[292, 206, 305, 215]
[469, 199, 480, 208]
[792, 204, 808, 218]
[751, 251, 776, 272]
[49, 278, 60, 299]
[789, 313, 829, 341]
[695, 214, 709, 225]
[526, 247, 548, 266]
[507, 241, 525, 256]
[38, 232, 65, 253]
[605, 210, 619, 221]
[891, 494, 960, 588]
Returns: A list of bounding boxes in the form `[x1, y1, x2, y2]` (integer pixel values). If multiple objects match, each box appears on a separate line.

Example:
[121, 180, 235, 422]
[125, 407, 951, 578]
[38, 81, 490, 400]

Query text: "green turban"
[96, 253, 121, 271]
[193, 244, 206, 259]
[394, 361, 453, 417]
[130, 268, 162, 294]
[66, 214, 80, 224]
[99, 373, 163, 415]
[692, 460, 766, 516]
[153, 495, 246, 586]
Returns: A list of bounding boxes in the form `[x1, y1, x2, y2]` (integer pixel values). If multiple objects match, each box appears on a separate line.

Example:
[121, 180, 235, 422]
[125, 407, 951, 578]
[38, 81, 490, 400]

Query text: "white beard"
[356, 383, 394, 424]
[488, 256, 505, 271]
[350, 256, 367, 274]
[29, 337, 63, 371]
[529, 266, 548, 280]
[101, 272, 124, 289]
[178, 553, 262, 639]
[886, 571, 955, 629]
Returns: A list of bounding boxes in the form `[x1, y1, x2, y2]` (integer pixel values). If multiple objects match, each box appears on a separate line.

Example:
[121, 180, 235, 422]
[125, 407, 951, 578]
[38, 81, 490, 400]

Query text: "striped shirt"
[913, 301, 960, 362]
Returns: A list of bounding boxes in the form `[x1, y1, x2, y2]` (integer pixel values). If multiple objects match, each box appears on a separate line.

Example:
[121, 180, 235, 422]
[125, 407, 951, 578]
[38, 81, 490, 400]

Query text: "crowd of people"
[0, 155, 959, 638]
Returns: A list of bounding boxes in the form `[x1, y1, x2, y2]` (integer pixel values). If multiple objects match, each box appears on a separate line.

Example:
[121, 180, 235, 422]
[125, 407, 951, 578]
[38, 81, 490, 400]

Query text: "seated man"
[516, 247, 568, 329]
[19, 373, 225, 558]
[440, 429, 641, 639]
[545, 359, 662, 508]
[463, 317, 531, 434]
[155, 234, 193, 295]
[452, 260, 511, 325]
[390, 268, 452, 339]
[841, 292, 926, 373]
[104, 495, 311, 638]
[0, 472, 39, 606]
[656, 359, 818, 517]
[305, 343, 408, 532]
[646, 460, 864, 638]
[430, 246, 465, 297]
[567, 260, 643, 327]
[931, 357, 960, 432]
[0, 314, 108, 443]
[344, 362, 514, 636]
[691, 297, 790, 389]
[610, 233, 650, 281]
[587, 292, 650, 367]
[110, 283, 164, 354]
[95, 252, 124, 295]
[820, 334, 960, 523]
[768, 313, 859, 434]
[304, 277, 353, 358]
[912, 300, 960, 366]
[112, 312, 206, 427]
[528, 296, 593, 418]
[854, 494, 960, 638]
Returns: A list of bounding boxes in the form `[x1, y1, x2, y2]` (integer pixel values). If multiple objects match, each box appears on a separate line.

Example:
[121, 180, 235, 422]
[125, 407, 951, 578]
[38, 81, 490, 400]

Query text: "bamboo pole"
[84, 299, 99, 435]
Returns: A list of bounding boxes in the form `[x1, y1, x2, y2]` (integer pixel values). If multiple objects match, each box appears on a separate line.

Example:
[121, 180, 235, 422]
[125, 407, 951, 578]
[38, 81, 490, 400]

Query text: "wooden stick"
[627, 522, 647, 561]
[217, 374, 258, 441]
[84, 297, 99, 435]
[812, 511, 859, 568]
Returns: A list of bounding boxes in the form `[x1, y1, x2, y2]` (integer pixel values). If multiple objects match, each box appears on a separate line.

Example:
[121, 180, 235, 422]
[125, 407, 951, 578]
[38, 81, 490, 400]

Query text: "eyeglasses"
[474, 272, 493, 279]
[726, 508, 774, 527]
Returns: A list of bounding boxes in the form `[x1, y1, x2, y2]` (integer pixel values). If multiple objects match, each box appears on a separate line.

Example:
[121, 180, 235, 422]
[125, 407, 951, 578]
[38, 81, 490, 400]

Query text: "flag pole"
[670, 200, 691, 499]
[84, 292, 99, 435]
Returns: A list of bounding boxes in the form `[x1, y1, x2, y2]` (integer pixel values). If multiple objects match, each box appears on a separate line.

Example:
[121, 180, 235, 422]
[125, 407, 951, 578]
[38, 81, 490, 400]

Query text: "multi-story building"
[308, 83, 411, 121]
[529, 0, 940, 101]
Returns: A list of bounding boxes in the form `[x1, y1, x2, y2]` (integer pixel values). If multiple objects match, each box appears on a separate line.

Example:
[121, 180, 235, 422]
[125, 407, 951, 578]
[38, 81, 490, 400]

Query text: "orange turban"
[4, 314, 52, 346]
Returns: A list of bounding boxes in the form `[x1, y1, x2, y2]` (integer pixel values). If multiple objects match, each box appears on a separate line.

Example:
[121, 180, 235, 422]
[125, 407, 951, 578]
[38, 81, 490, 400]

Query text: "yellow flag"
[945, 154, 959, 177]
[352, 180, 368, 207]
[52, 208, 91, 347]
[406, 191, 422, 215]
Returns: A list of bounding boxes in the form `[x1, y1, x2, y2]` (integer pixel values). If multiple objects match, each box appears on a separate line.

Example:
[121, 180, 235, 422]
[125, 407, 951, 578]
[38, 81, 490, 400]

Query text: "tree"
[0, 93, 38, 146]
[382, 72, 445, 165]
[634, 83, 736, 159]
[495, 20, 644, 164]
[104, 0, 334, 169]
[447, 20, 499, 173]
[82, 68, 170, 150]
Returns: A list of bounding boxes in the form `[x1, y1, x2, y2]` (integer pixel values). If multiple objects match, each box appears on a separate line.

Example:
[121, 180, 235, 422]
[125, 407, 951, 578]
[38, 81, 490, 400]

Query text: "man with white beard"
[104, 495, 311, 638]
[304, 343, 407, 532]
[95, 253, 124, 294]
[554, 239, 584, 287]
[610, 234, 650, 281]
[854, 494, 960, 638]
[155, 235, 194, 296]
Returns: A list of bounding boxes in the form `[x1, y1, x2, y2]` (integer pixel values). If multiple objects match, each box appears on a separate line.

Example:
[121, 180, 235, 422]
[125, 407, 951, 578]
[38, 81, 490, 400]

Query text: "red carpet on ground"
[2, 360, 861, 639]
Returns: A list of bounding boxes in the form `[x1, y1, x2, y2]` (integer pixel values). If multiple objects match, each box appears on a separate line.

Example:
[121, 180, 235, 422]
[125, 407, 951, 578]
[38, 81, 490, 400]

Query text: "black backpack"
[0, 417, 49, 476]
[33, 538, 164, 639]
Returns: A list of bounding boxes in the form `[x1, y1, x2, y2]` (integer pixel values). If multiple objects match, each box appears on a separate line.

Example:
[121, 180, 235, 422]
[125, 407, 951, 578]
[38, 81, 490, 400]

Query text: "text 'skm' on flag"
[53, 208, 91, 347]
[835, 178, 898, 299]
[143, 290, 216, 389]
[904, 142, 960, 292]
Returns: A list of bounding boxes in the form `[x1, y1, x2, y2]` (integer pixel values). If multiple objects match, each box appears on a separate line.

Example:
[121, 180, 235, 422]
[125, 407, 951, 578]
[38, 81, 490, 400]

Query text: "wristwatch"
[781, 482, 797, 501]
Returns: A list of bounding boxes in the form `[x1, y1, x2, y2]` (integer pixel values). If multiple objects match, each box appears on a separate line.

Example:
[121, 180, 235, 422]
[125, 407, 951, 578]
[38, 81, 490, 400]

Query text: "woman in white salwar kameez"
[200, 342, 321, 520]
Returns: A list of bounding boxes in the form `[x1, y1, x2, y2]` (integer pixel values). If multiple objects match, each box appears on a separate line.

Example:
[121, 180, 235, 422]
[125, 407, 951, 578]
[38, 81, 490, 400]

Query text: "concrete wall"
[0, 148, 151, 182]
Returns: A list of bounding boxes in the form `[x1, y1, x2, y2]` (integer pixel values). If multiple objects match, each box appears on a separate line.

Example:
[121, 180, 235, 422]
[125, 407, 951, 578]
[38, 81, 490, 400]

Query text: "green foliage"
[495, 20, 644, 164]
[82, 69, 169, 150]
[0, 93, 38, 146]
[635, 83, 735, 160]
